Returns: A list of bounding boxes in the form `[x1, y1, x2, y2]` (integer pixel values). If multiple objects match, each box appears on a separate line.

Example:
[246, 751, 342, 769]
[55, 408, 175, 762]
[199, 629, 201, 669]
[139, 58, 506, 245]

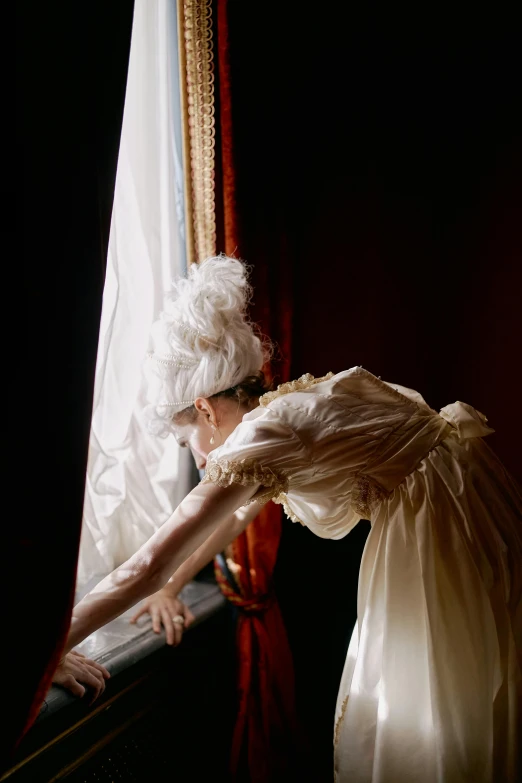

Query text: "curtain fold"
[214, 515, 298, 782]
[78, 0, 191, 588]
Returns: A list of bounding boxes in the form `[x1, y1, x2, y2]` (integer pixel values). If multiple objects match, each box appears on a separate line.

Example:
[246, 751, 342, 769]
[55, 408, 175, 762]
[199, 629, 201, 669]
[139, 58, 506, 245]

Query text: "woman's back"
[204, 366, 521, 782]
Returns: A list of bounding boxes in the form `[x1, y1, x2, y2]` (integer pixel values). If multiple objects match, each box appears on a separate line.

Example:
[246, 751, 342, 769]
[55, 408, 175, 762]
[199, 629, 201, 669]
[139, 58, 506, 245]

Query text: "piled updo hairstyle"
[144, 255, 271, 437]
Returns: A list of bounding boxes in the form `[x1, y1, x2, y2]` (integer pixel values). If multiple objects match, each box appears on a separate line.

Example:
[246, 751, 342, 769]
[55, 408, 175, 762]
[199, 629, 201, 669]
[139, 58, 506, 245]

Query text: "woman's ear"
[194, 397, 218, 427]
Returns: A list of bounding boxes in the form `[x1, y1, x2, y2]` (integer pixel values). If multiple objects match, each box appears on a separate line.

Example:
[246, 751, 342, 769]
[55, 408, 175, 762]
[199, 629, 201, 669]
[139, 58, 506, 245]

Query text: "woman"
[54, 256, 521, 782]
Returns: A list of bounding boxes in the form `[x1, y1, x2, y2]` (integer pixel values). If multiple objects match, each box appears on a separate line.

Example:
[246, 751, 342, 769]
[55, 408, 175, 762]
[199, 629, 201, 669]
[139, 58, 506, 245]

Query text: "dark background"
[218, 5, 522, 778]
[223, 5, 521, 474]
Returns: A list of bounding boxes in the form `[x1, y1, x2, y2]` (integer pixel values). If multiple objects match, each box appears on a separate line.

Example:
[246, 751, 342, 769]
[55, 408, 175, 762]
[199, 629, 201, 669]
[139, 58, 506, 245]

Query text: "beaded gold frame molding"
[178, 0, 217, 264]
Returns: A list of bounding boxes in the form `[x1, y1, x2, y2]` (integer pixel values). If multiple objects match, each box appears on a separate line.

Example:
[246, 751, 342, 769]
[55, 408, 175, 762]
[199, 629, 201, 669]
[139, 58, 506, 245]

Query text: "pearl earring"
[210, 425, 216, 445]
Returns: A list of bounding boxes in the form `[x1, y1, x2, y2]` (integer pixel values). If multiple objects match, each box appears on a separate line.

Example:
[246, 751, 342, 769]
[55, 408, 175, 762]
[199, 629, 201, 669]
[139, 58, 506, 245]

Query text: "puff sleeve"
[202, 406, 312, 506]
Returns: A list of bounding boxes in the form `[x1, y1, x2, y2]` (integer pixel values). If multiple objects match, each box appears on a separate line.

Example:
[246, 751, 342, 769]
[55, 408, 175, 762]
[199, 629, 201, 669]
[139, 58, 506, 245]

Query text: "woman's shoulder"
[256, 367, 433, 415]
[258, 371, 337, 408]
[256, 367, 378, 410]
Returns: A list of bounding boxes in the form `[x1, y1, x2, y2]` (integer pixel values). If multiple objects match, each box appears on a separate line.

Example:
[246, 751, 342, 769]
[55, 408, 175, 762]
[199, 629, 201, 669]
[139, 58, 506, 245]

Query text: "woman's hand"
[130, 589, 195, 646]
[52, 651, 110, 703]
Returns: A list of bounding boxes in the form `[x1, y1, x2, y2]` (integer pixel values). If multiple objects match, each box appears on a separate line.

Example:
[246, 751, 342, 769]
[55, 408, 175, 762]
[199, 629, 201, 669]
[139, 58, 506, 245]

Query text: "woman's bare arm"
[66, 480, 258, 650]
[127, 500, 263, 643]
[162, 500, 262, 596]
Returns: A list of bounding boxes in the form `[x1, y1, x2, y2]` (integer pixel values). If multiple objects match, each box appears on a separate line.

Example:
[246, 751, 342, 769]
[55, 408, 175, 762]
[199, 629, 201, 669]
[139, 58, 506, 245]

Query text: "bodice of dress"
[203, 367, 493, 539]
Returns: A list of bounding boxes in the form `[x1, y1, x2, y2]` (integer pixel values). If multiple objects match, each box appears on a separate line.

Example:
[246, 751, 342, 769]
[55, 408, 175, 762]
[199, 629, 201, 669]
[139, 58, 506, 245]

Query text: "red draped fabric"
[214, 515, 298, 782]
[211, 1, 298, 779]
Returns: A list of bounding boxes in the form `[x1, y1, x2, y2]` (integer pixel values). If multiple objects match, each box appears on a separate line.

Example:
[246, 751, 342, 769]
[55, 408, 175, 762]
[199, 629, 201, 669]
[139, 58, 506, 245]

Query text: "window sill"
[5, 578, 233, 782]
[37, 579, 226, 723]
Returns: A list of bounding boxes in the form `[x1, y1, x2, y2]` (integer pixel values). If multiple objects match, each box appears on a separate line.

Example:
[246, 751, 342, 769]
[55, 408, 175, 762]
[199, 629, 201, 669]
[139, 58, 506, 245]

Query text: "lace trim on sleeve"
[203, 458, 289, 506]
[351, 474, 386, 518]
[273, 493, 306, 526]
[259, 372, 334, 407]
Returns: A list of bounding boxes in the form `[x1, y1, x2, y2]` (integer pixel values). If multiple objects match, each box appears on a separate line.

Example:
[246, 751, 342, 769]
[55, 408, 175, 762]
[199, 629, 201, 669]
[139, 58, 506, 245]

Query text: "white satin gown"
[203, 367, 521, 783]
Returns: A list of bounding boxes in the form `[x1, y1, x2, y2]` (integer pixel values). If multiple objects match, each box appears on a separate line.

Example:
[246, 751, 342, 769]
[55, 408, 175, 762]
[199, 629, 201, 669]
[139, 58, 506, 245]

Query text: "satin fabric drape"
[78, 0, 191, 587]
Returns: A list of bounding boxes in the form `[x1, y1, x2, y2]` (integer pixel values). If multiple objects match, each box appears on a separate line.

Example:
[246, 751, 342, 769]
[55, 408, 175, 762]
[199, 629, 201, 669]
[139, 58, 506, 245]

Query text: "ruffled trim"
[203, 458, 289, 505]
[259, 372, 334, 407]
[334, 695, 349, 747]
[351, 474, 386, 518]
[273, 492, 306, 526]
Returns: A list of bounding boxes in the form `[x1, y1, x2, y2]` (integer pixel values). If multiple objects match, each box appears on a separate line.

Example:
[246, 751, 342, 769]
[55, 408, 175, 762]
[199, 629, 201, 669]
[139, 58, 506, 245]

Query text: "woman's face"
[171, 397, 245, 471]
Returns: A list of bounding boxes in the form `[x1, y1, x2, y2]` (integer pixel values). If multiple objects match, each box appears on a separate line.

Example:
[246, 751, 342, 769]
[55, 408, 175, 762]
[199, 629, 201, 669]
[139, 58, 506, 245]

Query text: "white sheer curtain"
[77, 0, 192, 587]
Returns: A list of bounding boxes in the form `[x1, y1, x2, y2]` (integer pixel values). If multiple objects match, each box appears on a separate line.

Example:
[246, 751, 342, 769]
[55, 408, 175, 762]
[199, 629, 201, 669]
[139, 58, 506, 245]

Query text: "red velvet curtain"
[210, 2, 299, 780]
[10, 1, 134, 766]
[214, 514, 298, 782]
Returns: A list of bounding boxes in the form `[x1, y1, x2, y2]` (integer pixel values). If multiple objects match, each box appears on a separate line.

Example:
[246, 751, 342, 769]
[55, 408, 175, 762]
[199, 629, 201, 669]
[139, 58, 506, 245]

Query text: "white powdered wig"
[144, 255, 266, 436]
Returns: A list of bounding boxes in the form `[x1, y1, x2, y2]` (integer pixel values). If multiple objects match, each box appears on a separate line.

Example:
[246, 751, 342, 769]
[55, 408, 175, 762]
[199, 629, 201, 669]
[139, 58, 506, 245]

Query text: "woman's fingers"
[70, 651, 110, 680]
[72, 661, 105, 701]
[61, 674, 86, 698]
[151, 606, 162, 634]
[175, 616, 184, 645]
[95, 661, 111, 680]
[161, 608, 176, 646]
[81, 664, 106, 704]
[128, 595, 192, 644]
[82, 661, 107, 688]
[74, 653, 110, 681]
[129, 604, 147, 624]
[164, 601, 187, 645]
[173, 610, 185, 646]
[53, 653, 110, 703]
[56, 665, 101, 701]
[184, 607, 195, 628]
